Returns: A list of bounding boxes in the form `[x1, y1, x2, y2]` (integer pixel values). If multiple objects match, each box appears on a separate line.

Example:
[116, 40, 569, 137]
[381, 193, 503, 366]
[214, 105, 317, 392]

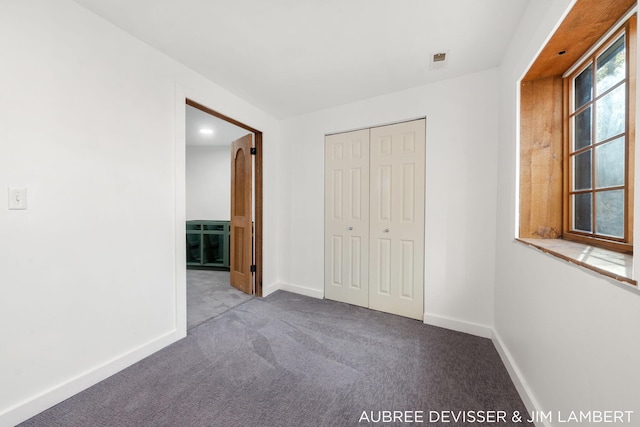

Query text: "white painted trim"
[273, 282, 325, 299]
[174, 84, 188, 337]
[325, 116, 427, 137]
[492, 330, 547, 427]
[1, 83, 194, 427]
[0, 329, 185, 427]
[423, 312, 493, 339]
[261, 281, 280, 297]
[422, 314, 543, 427]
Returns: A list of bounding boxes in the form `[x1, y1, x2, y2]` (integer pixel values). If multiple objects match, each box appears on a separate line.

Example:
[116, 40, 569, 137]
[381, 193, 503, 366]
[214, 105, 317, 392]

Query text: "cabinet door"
[186, 231, 202, 265]
[324, 129, 370, 307]
[369, 120, 425, 320]
[202, 232, 224, 266]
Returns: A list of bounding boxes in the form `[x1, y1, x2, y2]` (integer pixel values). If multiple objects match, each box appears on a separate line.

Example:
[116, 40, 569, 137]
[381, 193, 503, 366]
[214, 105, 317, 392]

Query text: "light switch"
[8, 187, 27, 210]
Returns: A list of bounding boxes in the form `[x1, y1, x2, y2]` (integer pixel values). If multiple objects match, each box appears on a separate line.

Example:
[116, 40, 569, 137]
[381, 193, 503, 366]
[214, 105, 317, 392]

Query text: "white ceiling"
[72, 0, 530, 119]
[186, 104, 250, 147]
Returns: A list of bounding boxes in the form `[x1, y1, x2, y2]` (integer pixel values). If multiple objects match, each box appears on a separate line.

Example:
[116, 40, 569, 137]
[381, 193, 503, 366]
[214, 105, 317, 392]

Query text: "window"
[518, 2, 637, 284]
[564, 19, 636, 253]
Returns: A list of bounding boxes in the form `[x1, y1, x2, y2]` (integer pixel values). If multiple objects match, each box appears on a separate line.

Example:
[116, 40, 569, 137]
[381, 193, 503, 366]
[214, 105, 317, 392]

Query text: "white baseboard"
[423, 314, 543, 427]
[261, 281, 280, 297]
[0, 329, 185, 427]
[267, 282, 324, 299]
[423, 312, 493, 338]
[492, 330, 547, 427]
[2, 294, 541, 427]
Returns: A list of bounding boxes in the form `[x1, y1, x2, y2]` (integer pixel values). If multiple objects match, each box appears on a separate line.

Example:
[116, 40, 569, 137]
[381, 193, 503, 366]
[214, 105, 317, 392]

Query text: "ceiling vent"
[430, 51, 449, 70]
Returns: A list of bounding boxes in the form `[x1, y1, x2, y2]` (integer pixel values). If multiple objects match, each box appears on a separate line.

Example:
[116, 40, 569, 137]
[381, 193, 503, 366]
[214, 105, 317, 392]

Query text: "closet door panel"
[369, 120, 425, 320]
[324, 129, 370, 307]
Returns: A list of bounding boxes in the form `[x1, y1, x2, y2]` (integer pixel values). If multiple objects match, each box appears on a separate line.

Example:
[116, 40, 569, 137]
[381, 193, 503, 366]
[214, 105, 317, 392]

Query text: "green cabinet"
[186, 220, 230, 269]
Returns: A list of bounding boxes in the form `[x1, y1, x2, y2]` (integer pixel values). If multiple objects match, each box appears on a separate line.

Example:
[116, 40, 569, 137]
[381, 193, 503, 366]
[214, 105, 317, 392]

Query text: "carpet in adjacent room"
[187, 269, 253, 329]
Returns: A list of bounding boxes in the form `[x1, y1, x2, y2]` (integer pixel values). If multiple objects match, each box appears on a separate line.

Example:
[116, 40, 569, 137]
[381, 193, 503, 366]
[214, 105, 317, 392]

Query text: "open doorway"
[185, 100, 263, 329]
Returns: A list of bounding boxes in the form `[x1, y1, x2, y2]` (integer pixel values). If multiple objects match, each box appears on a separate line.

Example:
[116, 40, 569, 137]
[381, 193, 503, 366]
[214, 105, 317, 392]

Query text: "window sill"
[516, 238, 636, 286]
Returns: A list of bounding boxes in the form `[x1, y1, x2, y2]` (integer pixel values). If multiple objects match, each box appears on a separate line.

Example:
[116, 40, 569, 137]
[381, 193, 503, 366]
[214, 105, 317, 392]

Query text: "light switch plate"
[8, 187, 27, 210]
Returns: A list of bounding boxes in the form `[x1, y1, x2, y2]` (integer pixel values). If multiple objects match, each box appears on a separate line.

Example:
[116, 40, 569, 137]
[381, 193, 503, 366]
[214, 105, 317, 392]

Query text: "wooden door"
[369, 120, 425, 320]
[324, 129, 370, 307]
[230, 134, 253, 294]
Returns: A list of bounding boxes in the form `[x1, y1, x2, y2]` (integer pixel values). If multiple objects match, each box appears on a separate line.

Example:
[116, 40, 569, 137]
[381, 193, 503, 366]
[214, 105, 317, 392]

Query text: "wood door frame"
[186, 99, 263, 296]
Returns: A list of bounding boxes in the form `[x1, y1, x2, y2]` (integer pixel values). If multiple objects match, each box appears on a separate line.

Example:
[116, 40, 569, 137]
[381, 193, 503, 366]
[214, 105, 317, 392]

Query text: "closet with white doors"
[324, 119, 425, 320]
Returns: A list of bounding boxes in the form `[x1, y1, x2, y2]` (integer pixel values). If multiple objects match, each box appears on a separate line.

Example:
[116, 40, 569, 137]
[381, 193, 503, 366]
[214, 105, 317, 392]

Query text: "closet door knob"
[348, 226, 353, 231]
[384, 228, 389, 233]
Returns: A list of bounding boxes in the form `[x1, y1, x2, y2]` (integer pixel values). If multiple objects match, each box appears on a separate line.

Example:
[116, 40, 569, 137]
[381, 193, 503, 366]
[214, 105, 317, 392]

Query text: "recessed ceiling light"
[199, 128, 214, 135]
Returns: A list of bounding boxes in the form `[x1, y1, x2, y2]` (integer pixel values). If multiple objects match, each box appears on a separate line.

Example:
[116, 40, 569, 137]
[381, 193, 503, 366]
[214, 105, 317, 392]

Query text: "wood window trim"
[516, 237, 636, 286]
[561, 17, 637, 254]
[518, 0, 638, 286]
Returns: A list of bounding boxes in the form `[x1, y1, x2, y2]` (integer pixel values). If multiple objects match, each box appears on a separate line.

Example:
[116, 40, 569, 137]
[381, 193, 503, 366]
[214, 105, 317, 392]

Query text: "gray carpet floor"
[20, 291, 531, 427]
[187, 269, 253, 329]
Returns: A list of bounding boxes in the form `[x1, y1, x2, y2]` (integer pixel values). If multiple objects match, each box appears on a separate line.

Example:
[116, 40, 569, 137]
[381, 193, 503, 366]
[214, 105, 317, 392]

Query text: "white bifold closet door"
[324, 119, 425, 320]
[324, 128, 370, 307]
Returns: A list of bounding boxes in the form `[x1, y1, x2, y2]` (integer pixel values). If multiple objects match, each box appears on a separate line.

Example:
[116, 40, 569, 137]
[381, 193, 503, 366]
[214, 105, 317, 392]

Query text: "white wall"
[186, 146, 230, 221]
[10, 0, 639, 425]
[0, 1, 282, 425]
[495, 0, 640, 423]
[278, 69, 499, 336]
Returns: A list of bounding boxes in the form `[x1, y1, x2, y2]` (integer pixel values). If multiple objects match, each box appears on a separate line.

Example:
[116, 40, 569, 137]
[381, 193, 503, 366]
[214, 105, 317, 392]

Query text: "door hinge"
[250, 264, 256, 273]
[250, 147, 257, 155]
